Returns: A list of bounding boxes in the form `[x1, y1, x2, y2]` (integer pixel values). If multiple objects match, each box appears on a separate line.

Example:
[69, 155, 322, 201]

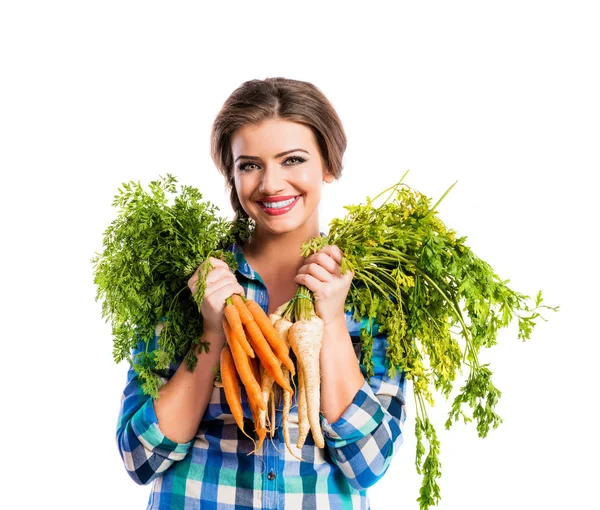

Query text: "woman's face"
[231, 118, 334, 236]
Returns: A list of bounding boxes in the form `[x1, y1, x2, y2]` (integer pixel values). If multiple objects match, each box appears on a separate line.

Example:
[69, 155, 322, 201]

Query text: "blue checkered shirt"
[116, 242, 407, 509]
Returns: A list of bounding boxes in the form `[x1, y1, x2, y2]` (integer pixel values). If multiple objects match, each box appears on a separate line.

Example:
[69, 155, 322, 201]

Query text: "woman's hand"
[293, 245, 354, 327]
[188, 257, 245, 337]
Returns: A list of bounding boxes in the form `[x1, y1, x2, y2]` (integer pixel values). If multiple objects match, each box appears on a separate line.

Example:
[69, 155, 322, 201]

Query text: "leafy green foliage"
[212, 365, 222, 383]
[415, 414, 442, 509]
[301, 170, 559, 509]
[92, 174, 251, 397]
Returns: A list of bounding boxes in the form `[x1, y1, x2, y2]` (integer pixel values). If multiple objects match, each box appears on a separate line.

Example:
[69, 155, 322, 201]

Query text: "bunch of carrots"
[220, 293, 324, 458]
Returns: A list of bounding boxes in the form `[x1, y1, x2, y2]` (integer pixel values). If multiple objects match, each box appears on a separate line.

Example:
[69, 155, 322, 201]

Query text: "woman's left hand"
[294, 244, 354, 327]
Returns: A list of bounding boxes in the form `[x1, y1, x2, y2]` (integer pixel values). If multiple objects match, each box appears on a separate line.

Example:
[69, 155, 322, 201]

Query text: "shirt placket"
[262, 431, 280, 509]
[232, 244, 282, 509]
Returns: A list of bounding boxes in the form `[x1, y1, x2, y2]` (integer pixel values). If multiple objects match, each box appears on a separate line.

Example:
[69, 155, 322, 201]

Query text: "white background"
[2, 1, 598, 509]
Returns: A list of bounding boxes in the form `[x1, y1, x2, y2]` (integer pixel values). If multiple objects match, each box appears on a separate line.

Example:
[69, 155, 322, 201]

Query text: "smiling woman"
[115, 77, 407, 509]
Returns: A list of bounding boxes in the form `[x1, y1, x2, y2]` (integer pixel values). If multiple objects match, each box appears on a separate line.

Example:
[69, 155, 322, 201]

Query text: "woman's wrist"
[321, 315, 348, 337]
[198, 327, 226, 355]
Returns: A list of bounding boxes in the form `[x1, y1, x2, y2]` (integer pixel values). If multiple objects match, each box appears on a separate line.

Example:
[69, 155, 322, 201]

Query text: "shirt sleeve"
[116, 330, 194, 485]
[320, 330, 407, 491]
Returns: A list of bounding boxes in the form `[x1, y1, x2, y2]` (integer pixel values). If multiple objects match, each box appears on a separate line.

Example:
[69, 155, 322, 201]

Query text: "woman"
[117, 77, 407, 509]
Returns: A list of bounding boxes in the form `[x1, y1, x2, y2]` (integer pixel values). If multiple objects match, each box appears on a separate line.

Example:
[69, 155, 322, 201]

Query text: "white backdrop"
[2, 1, 598, 509]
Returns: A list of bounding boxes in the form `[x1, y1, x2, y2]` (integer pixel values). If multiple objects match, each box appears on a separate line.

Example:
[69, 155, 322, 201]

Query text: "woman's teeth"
[261, 197, 297, 209]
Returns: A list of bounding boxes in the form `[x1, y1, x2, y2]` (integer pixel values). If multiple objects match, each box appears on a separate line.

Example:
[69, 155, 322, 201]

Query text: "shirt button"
[267, 471, 276, 481]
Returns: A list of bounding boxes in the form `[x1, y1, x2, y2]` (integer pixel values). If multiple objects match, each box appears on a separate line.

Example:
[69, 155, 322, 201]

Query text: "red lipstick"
[256, 195, 301, 216]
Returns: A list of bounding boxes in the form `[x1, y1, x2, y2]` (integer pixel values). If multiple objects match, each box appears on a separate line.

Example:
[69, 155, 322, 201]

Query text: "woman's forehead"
[231, 119, 317, 157]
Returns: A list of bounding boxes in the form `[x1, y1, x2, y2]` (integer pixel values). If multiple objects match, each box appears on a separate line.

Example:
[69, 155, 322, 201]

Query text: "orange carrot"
[230, 293, 254, 325]
[244, 298, 295, 375]
[220, 345, 246, 432]
[222, 319, 266, 411]
[251, 405, 267, 453]
[245, 320, 293, 394]
[224, 298, 255, 358]
[249, 357, 267, 453]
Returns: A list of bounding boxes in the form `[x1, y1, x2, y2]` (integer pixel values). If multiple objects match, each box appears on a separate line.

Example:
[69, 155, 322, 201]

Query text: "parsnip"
[272, 316, 304, 459]
[289, 312, 325, 449]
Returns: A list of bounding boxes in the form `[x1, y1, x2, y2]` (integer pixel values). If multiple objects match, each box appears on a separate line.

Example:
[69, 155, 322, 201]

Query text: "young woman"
[117, 77, 407, 509]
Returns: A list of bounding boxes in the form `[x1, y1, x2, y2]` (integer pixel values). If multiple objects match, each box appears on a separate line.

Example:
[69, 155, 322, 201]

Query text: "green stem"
[277, 298, 295, 322]
[415, 390, 429, 423]
[370, 169, 411, 204]
[363, 266, 401, 292]
[423, 180, 457, 220]
[168, 284, 189, 316]
[411, 268, 479, 364]
[354, 273, 392, 301]
[293, 284, 314, 321]
[367, 247, 417, 264]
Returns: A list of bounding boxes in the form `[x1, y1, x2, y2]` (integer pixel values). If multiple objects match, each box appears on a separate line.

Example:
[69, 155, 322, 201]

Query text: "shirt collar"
[227, 241, 260, 281]
[226, 231, 327, 282]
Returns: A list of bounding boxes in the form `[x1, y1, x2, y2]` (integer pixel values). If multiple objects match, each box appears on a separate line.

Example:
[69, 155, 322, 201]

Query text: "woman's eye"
[285, 156, 306, 165]
[238, 162, 259, 172]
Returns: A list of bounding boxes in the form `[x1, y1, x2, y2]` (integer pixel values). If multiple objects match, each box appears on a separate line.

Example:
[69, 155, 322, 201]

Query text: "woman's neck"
[243, 221, 321, 276]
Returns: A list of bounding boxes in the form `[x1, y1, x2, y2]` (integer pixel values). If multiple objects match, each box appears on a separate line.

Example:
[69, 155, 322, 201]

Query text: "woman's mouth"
[257, 195, 301, 216]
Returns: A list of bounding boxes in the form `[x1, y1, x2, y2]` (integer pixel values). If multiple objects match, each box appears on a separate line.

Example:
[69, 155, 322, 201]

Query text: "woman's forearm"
[319, 318, 365, 424]
[154, 329, 225, 443]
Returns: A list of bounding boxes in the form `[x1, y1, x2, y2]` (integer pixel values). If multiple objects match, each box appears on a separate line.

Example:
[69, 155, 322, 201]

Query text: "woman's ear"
[323, 172, 335, 183]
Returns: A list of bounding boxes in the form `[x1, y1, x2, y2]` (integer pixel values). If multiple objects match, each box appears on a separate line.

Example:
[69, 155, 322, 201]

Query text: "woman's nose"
[259, 164, 285, 195]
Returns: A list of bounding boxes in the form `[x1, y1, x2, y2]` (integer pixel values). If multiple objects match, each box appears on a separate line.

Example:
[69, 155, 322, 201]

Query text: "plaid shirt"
[116, 242, 407, 509]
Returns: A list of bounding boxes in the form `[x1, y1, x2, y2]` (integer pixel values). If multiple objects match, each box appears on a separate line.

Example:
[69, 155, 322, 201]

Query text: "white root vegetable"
[269, 389, 276, 438]
[289, 312, 325, 449]
[296, 368, 309, 448]
[258, 364, 275, 432]
[271, 314, 293, 345]
[282, 366, 304, 460]
[272, 316, 304, 459]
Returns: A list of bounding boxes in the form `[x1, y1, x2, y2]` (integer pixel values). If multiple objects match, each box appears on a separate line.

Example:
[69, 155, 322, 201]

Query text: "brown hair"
[210, 77, 347, 220]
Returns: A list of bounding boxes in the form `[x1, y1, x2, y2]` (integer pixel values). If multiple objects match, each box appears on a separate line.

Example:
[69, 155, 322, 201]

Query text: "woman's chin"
[258, 220, 300, 236]
[253, 216, 315, 237]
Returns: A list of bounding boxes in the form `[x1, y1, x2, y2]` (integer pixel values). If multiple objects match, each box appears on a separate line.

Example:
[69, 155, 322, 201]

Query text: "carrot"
[253, 411, 267, 453]
[247, 393, 265, 454]
[289, 313, 325, 449]
[224, 298, 255, 358]
[230, 293, 254, 325]
[245, 298, 295, 376]
[249, 357, 267, 453]
[222, 318, 266, 411]
[245, 320, 293, 394]
[220, 345, 253, 440]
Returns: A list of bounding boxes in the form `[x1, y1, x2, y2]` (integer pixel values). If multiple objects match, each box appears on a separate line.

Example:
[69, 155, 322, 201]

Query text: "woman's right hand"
[188, 257, 245, 336]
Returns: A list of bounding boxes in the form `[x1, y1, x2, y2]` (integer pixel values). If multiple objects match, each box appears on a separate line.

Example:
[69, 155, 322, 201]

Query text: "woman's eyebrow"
[234, 148, 309, 162]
